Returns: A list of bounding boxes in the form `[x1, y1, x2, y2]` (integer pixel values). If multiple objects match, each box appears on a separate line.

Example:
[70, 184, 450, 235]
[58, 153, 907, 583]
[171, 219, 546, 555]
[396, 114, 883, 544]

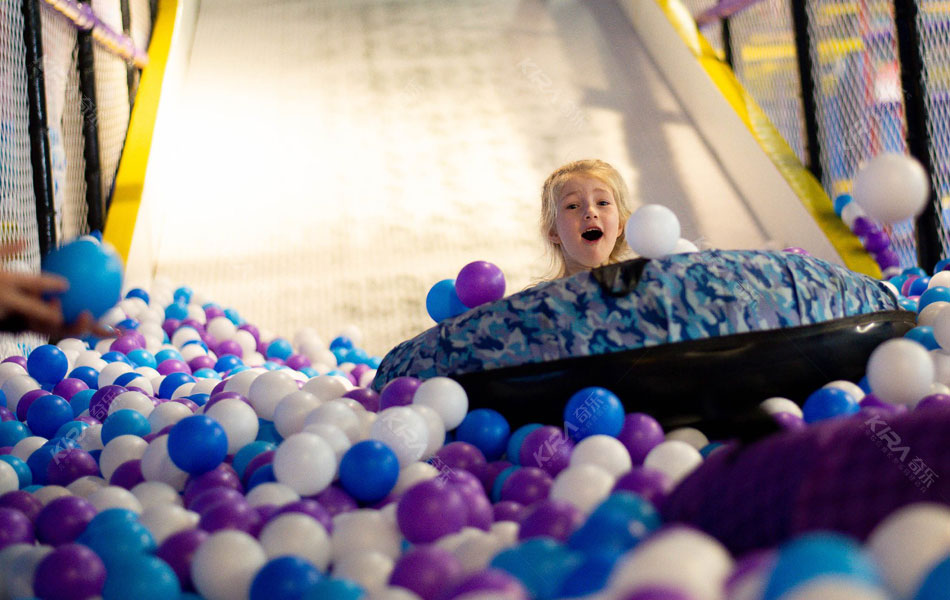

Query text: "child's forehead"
[558, 174, 612, 197]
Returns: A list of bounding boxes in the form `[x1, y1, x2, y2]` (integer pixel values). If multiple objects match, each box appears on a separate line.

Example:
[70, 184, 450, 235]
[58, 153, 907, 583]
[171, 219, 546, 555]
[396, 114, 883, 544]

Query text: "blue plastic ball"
[302, 578, 364, 600]
[899, 297, 919, 312]
[101, 554, 180, 600]
[115, 318, 139, 331]
[889, 274, 910, 292]
[167, 415, 228, 474]
[425, 279, 468, 323]
[101, 409, 152, 445]
[266, 338, 293, 360]
[456, 409, 511, 461]
[256, 419, 283, 444]
[329, 336, 354, 352]
[563, 387, 625, 441]
[101, 351, 134, 365]
[182, 339, 208, 352]
[27, 443, 67, 485]
[507, 423, 543, 465]
[68, 366, 100, 390]
[164, 302, 188, 321]
[250, 556, 323, 600]
[232, 441, 276, 480]
[491, 538, 584, 600]
[224, 308, 242, 325]
[54, 420, 89, 441]
[833, 194, 853, 217]
[69, 388, 96, 416]
[915, 554, 950, 600]
[27, 394, 74, 438]
[41, 239, 123, 322]
[154, 349, 184, 364]
[0, 421, 30, 447]
[125, 349, 156, 369]
[802, 387, 860, 423]
[918, 286, 950, 312]
[247, 463, 277, 490]
[762, 532, 881, 600]
[112, 372, 143, 388]
[27, 345, 69, 385]
[214, 354, 243, 373]
[188, 393, 210, 407]
[909, 277, 932, 297]
[904, 267, 928, 277]
[905, 326, 941, 350]
[79, 511, 156, 564]
[558, 550, 621, 598]
[0, 454, 31, 488]
[173, 286, 193, 305]
[159, 372, 196, 400]
[193, 368, 220, 380]
[125, 288, 150, 304]
[491, 465, 520, 502]
[339, 440, 400, 503]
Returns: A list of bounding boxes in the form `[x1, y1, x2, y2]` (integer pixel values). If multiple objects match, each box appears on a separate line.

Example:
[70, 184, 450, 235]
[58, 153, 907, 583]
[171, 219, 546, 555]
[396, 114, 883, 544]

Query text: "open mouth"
[581, 228, 603, 241]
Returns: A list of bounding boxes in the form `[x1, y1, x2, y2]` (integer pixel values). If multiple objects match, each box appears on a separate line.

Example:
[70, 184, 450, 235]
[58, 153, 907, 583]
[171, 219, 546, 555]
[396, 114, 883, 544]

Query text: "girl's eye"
[565, 203, 578, 210]
[598, 200, 611, 206]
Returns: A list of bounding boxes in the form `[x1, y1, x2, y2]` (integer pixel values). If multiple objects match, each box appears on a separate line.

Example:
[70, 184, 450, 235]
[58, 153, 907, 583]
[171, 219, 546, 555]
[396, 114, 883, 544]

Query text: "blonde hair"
[539, 159, 633, 280]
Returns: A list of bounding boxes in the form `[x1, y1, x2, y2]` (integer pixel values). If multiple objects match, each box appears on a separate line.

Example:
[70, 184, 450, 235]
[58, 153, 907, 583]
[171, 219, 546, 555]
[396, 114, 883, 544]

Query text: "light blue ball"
[905, 326, 941, 351]
[42, 239, 123, 323]
[232, 441, 277, 480]
[918, 286, 950, 312]
[762, 532, 881, 600]
[302, 578, 365, 600]
[0, 421, 30, 447]
[69, 389, 96, 416]
[167, 415, 228, 475]
[101, 409, 152, 445]
[491, 538, 584, 600]
[0, 455, 31, 488]
[101, 554, 180, 600]
[266, 339, 293, 360]
[426, 279, 468, 323]
[126, 349, 157, 369]
[507, 423, 543, 465]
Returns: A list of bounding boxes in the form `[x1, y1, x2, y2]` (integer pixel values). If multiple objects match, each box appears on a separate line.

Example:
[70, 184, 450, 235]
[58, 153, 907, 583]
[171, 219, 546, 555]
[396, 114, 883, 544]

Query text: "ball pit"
[3, 260, 950, 600]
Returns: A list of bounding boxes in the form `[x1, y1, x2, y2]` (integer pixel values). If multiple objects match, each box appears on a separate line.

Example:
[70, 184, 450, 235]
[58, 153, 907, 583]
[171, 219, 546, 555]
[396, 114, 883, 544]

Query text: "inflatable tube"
[375, 250, 911, 433]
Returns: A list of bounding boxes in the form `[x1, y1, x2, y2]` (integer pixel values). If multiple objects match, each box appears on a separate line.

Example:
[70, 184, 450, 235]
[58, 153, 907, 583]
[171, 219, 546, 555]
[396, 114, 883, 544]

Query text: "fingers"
[0, 270, 69, 294]
[0, 289, 63, 328]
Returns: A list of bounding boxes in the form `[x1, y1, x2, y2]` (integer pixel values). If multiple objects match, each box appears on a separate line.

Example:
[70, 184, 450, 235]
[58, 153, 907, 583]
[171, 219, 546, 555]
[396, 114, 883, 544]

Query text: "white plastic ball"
[608, 526, 734, 600]
[272, 432, 336, 496]
[782, 580, 890, 600]
[135, 366, 160, 380]
[108, 391, 154, 416]
[302, 423, 352, 462]
[454, 530, 505, 574]
[931, 382, 950, 396]
[666, 427, 709, 450]
[409, 404, 446, 459]
[933, 305, 950, 351]
[918, 301, 950, 328]
[149, 401, 194, 432]
[87, 485, 143, 513]
[77, 424, 103, 452]
[866, 503, 950, 598]
[11, 436, 47, 462]
[186, 304, 206, 324]
[672, 238, 700, 254]
[867, 338, 935, 406]
[205, 398, 260, 455]
[370, 407, 429, 467]
[180, 344, 208, 362]
[171, 326, 202, 348]
[339, 324, 364, 346]
[273, 391, 323, 438]
[293, 327, 324, 349]
[549, 464, 615, 515]
[360, 369, 377, 388]
[840, 201, 866, 229]
[191, 530, 267, 600]
[99, 434, 148, 480]
[223, 368, 265, 398]
[759, 397, 804, 418]
[357, 407, 378, 439]
[0, 461, 18, 495]
[132, 480, 183, 511]
[66, 476, 107, 498]
[625, 204, 681, 258]
[392, 461, 440, 496]
[643, 440, 703, 486]
[247, 369, 299, 420]
[33, 485, 72, 505]
[74, 350, 104, 368]
[302, 374, 352, 401]
[852, 153, 930, 224]
[822, 380, 865, 402]
[0, 361, 26, 388]
[569, 434, 632, 478]
[191, 378, 220, 396]
[331, 509, 403, 561]
[3, 374, 39, 414]
[332, 550, 394, 593]
[929, 272, 950, 290]
[94, 339, 112, 355]
[140, 434, 188, 490]
[304, 400, 361, 442]
[0, 544, 53, 600]
[412, 377, 469, 430]
[98, 361, 133, 388]
[245, 482, 300, 509]
[232, 330, 257, 358]
[118, 296, 148, 318]
[259, 513, 331, 570]
[490, 521, 520, 547]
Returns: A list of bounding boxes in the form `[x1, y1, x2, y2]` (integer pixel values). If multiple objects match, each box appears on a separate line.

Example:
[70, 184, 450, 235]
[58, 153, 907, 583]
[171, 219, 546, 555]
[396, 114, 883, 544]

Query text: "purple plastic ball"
[204, 306, 225, 320]
[620, 587, 695, 600]
[0, 507, 34, 549]
[782, 247, 811, 256]
[157, 359, 191, 376]
[242, 450, 276, 484]
[183, 464, 243, 506]
[36, 496, 97, 545]
[285, 354, 311, 371]
[33, 542, 107, 600]
[518, 498, 583, 542]
[500, 467, 553, 506]
[617, 413, 665, 465]
[436, 441, 488, 475]
[397, 479, 468, 544]
[3, 356, 27, 368]
[518, 426, 573, 476]
[16, 388, 47, 422]
[859, 393, 902, 414]
[455, 261, 506, 308]
[188, 356, 216, 372]
[917, 393, 950, 411]
[110, 459, 145, 489]
[275, 499, 333, 533]
[87, 385, 128, 422]
[446, 569, 529, 600]
[52, 378, 89, 402]
[0, 490, 43, 522]
[875, 248, 901, 270]
[472, 460, 513, 495]
[312, 484, 358, 517]
[493, 500, 524, 522]
[850, 217, 876, 237]
[390, 546, 464, 600]
[110, 333, 146, 354]
[613, 467, 670, 505]
[343, 388, 380, 413]
[772, 411, 806, 431]
[862, 229, 891, 253]
[0, 407, 12, 422]
[379, 376, 422, 410]
[156, 528, 209, 590]
[199, 498, 262, 535]
[162, 319, 181, 338]
[47, 448, 99, 486]
[216, 340, 243, 360]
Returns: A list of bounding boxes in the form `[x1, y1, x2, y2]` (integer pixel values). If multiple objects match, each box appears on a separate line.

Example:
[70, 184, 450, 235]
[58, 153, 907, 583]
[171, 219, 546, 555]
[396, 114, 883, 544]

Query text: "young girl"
[540, 159, 634, 280]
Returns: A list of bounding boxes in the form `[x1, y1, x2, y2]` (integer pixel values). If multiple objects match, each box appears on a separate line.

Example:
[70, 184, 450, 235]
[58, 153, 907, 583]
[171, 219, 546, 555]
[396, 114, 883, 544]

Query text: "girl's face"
[549, 175, 622, 276]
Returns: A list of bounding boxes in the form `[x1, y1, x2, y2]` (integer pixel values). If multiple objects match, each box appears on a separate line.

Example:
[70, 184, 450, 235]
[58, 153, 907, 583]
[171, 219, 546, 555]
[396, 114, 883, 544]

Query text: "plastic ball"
[42, 239, 123, 322]
[397, 479, 468, 544]
[260, 512, 331, 570]
[563, 387, 625, 440]
[833, 193, 853, 216]
[455, 261, 506, 309]
[99, 553, 181, 600]
[191, 530, 267, 600]
[32, 542, 107, 600]
[625, 204, 681, 258]
[26, 394, 73, 438]
[519, 498, 584, 542]
[801, 387, 860, 423]
[302, 577, 365, 600]
[331, 508, 401, 561]
[672, 238, 699, 253]
[389, 546, 464, 600]
[339, 440, 400, 503]
[36, 495, 98, 545]
[867, 338, 935, 406]
[0, 506, 34, 549]
[426, 279, 468, 322]
[866, 503, 950, 598]
[852, 153, 930, 224]
[27, 344, 69, 385]
[762, 532, 880, 600]
[101, 409, 152, 445]
[519, 426, 573, 476]
[0, 454, 31, 488]
[490, 538, 583, 600]
[273, 432, 336, 496]
[643, 440, 703, 486]
[569, 434, 633, 477]
[205, 398, 260, 455]
[370, 407, 429, 467]
[250, 555, 323, 600]
[506, 423, 543, 466]
[455, 409, 510, 461]
[499, 467, 553, 506]
[379, 376, 422, 410]
[413, 377, 468, 430]
[167, 415, 228, 475]
[549, 464, 615, 515]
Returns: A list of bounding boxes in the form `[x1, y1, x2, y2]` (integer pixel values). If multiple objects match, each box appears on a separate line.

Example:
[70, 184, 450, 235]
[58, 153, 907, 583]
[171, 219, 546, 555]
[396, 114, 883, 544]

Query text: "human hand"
[0, 241, 114, 339]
